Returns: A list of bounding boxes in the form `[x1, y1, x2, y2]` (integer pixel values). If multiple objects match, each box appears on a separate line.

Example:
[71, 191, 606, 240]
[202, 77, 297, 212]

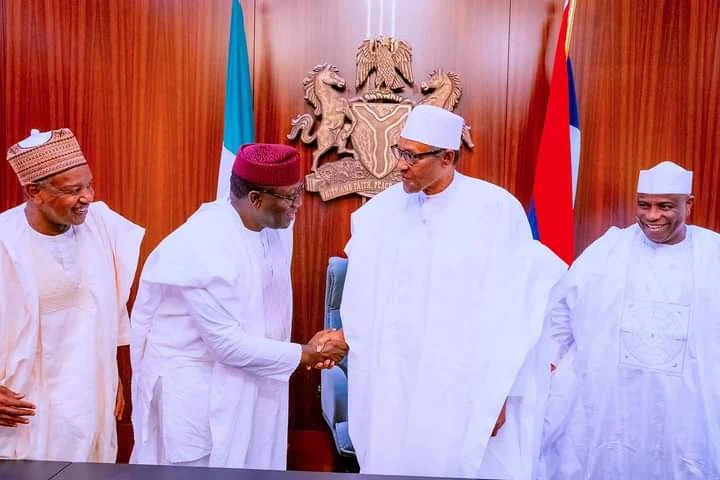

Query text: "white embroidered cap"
[7, 128, 87, 185]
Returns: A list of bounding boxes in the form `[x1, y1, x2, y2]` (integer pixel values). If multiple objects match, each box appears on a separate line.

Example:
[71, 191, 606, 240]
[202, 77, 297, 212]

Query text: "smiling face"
[24, 164, 95, 234]
[635, 193, 694, 244]
[250, 181, 304, 230]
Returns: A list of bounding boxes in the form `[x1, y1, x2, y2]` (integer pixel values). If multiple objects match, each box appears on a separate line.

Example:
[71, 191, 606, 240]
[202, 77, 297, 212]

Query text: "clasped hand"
[301, 329, 348, 370]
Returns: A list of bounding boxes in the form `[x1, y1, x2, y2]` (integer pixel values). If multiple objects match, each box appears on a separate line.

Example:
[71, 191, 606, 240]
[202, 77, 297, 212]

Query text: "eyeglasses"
[253, 182, 305, 204]
[390, 144, 446, 166]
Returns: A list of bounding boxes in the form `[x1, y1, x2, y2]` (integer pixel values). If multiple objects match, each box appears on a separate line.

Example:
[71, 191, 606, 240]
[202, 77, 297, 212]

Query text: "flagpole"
[565, 0, 578, 56]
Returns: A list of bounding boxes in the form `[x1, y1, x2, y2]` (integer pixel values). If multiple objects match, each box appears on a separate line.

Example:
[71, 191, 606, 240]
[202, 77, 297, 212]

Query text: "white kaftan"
[541, 225, 720, 479]
[0, 202, 144, 461]
[130, 200, 301, 469]
[341, 173, 566, 479]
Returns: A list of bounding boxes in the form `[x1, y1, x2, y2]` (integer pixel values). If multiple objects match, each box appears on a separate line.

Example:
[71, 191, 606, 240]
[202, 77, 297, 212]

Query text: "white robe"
[0, 202, 144, 461]
[341, 173, 566, 479]
[130, 200, 301, 469]
[541, 225, 720, 479]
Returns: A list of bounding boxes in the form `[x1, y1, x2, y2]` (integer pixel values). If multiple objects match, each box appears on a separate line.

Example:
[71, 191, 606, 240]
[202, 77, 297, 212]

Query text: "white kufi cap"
[400, 105, 464, 150]
[637, 161, 693, 195]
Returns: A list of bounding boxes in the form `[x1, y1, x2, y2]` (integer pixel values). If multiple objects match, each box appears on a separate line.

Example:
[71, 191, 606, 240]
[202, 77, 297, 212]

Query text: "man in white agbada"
[540, 161, 720, 479]
[130, 143, 348, 469]
[332, 105, 566, 479]
[0, 128, 145, 461]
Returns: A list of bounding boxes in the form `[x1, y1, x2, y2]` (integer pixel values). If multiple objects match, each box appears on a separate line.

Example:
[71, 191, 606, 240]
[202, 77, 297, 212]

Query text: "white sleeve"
[548, 228, 619, 364]
[549, 284, 576, 365]
[117, 305, 131, 346]
[93, 202, 145, 347]
[551, 297, 573, 346]
[180, 286, 302, 382]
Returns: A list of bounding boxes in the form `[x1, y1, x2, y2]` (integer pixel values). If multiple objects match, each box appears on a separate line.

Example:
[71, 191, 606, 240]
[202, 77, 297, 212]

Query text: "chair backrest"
[324, 256, 348, 331]
[321, 256, 356, 457]
[324, 256, 348, 370]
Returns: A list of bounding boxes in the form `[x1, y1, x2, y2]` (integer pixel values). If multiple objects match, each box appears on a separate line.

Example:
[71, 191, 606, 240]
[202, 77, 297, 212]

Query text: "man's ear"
[24, 184, 43, 204]
[248, 191, 263, 209]
[685, 195, 695, 217]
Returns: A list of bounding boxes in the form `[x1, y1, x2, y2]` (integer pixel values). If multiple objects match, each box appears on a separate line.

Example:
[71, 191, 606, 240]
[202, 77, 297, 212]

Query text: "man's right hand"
[0, 385, 36, 427]
[301, 329, 349, 370]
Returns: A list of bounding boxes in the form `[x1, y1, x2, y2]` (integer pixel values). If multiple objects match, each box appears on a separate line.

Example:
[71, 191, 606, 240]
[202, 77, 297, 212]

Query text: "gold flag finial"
[565, 0, 578, 56]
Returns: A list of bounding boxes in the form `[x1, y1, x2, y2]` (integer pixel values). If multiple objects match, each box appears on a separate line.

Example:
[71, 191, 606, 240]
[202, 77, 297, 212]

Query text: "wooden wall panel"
[0, 0, 7, 191]
[2, 0, 230, 249]
[3, 0, 719, 471]
[505, 0, 564, 207]
[2, 0, 231, 463]
[240, 0, 256, 81]
[570, 0, 720, 252]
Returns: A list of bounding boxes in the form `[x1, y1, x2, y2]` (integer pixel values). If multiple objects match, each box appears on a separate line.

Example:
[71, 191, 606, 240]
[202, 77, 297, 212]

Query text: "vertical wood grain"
[3, 0, 719, 469]
[570, 0, 720, 252]
[2, 0, 232, 462]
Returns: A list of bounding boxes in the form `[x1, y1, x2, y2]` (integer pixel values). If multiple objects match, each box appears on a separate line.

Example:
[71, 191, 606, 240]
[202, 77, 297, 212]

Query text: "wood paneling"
[506, 0, 564, 207]
[2, 0, 230, 247]
[2, 0, 231, 463]
[571, 0, 720, 251]
[0, 0, 7, 180]
[3, 0, 720, 471]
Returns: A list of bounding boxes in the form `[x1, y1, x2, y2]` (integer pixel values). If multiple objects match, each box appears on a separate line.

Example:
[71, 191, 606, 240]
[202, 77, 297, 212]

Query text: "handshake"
[300, 329, 348, 370]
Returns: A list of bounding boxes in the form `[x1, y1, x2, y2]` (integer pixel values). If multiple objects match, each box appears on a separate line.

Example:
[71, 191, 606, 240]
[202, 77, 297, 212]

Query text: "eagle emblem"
[355, 37, 414, 92]
[288, 37, 474, 201]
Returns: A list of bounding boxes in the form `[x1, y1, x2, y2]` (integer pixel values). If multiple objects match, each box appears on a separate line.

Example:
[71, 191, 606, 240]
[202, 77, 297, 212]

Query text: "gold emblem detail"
[288, 37, 473, 200]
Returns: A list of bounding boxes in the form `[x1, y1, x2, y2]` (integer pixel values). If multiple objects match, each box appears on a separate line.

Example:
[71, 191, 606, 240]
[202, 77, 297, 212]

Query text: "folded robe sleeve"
[180, 284, 301, 382]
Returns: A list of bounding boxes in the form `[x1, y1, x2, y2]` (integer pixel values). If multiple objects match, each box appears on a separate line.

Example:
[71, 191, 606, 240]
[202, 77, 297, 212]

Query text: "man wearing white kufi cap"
[0, 129, 144, 462]
[540, 160, 720, 478]
[329, 105, 567, 478]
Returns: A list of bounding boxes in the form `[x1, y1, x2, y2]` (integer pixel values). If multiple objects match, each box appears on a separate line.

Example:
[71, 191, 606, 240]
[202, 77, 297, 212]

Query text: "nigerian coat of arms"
[288, 36, 474, 201]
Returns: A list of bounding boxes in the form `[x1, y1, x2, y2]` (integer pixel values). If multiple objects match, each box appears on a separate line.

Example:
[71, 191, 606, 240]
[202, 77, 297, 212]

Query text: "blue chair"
[320, 256, 355, 458]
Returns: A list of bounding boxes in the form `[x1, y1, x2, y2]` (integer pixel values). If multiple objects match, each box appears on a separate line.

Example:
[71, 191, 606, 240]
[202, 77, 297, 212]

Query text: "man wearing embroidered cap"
[129, 143, 348, 468]
[540, 161, 720, 478]
[333, 105, 566, 478]
[0, 129, 145, 462]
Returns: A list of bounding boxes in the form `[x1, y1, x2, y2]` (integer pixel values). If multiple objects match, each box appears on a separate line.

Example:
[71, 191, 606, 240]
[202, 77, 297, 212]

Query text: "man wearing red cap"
[1, 129, 145, 462]
[130, 143, 348, 469]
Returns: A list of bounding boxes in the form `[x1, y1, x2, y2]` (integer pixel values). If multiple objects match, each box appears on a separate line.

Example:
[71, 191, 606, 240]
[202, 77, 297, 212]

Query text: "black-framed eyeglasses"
[390, 144, 446, 166]
[253, 182, 305, 203]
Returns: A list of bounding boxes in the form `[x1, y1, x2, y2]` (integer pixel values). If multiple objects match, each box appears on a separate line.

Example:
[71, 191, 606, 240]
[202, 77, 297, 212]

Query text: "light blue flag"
[217, 0, 255, 199]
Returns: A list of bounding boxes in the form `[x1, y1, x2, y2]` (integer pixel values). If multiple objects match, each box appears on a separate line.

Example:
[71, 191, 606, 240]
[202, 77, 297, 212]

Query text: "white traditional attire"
[130, 200, 301, 468]
[0, 202, 144, 461]
[541, 225, 720, 479]
[1, 128, 144, 462]
[541, 162, 720, 479]
[341, 172, 566, 479]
